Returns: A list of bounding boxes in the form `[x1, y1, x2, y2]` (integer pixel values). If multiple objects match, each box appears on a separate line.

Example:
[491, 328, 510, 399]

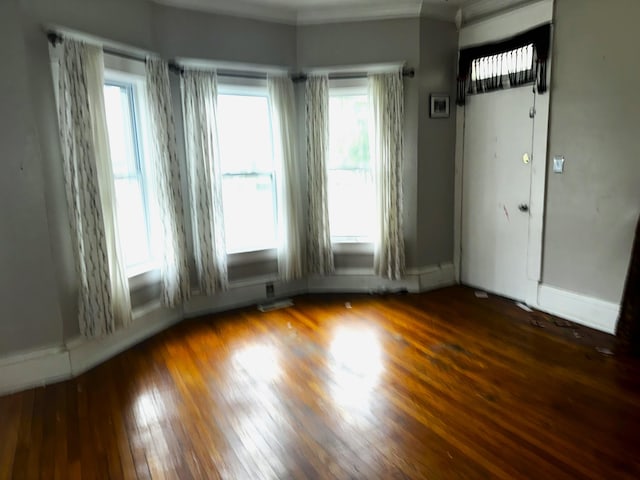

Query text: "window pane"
[328, 95, 370, 170]
[222, 174, 277, 254]
[217, 95, 273, 174]
[217, 92, 278, 254]
[114, 178, 150, 267]
[327, 170, 376, 241]
[104, 85, 138, 178]
[328, 92, 374, 242]
[104, 81, 153, 272]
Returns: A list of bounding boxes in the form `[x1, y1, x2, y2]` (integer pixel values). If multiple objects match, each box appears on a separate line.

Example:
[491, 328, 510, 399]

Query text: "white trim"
[308, 262, 455, 294]
[67, 303, 182, 376]
[0, 264, 452, 395]
[454, 1, 554, 306]
[153, 0, 297, 24]
[152, 0, 458, 25]
[176, 58, 291, 76]
[536, 285, 620, 334]
[0, 304, 180, 396]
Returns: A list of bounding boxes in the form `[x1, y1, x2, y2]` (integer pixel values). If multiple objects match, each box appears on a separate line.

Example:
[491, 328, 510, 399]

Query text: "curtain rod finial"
[47, 31, 63, 46]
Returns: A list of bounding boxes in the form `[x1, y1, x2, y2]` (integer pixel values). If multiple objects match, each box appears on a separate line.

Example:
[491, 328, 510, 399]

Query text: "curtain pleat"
[181, 70, 228, 294]
[57, 39, 131, 337]
[145, 58, 191, 307]
[268, 76, 305, 281]
[370, 70, 405, 280]
[305, 76, 334, 275]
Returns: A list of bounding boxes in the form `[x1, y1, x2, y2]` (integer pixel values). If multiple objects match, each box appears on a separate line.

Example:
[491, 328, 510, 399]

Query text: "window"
[327, 86, 375, 243]
[217, 87, 278, 254]
[103, 77, 157, 275]
[470, 44, 534, 82]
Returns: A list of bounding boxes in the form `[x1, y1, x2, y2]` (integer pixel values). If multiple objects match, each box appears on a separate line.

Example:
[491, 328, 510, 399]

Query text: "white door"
[461, 87, 534, 301]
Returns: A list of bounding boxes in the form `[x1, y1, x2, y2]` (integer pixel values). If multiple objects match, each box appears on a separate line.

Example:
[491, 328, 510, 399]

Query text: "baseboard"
[0, 304, 181, 396]
[183, 278, 308, 318]
[0, 263, 455, 396]
[0, 346, 70, 396]
[414, 263, 456, 292]
[67, 303, 182, 376]
[307, 262, 455, 294]
[537, 284, 620, 334]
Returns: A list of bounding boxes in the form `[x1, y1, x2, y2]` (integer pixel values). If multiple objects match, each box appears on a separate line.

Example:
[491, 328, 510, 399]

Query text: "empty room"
[1, 0, 639, 478]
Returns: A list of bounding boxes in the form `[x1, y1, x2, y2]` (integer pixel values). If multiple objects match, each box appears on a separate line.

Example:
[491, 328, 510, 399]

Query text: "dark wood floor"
[1, 286, 640, 479]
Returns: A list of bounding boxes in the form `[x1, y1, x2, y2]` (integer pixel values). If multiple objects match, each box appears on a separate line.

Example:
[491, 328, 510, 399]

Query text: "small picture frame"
[430, 94, 450, 118]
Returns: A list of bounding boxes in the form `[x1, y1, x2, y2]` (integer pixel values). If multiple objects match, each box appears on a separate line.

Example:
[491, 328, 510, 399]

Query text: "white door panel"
[461, 87, 534, 301]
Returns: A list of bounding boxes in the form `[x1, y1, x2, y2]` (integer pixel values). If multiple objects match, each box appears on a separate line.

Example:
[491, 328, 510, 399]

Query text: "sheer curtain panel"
[181, 70, 228, 294]
[57, 39, 132, 337]
[145, 57, 191, 307]
[268, 76, 305, 281]
[370, 70, 405, 280]
[305, 75, 334, 275]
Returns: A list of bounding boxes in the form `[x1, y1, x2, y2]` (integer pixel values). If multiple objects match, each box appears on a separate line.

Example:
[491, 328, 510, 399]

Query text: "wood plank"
[1, 286, 639, 479]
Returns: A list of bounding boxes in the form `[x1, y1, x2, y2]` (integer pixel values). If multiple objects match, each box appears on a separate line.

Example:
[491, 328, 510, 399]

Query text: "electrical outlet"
[266, 283, 275, 298]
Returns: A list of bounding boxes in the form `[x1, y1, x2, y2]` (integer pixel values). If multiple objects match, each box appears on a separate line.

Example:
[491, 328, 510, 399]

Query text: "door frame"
[453, 0, 554, 307]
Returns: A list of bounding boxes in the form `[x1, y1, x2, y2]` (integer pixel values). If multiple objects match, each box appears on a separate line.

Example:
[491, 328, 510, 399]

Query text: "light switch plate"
[553, 156, 565, 173]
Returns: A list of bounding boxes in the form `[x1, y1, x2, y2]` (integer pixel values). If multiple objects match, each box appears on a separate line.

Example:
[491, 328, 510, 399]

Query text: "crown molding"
[297, 1, 423, 25]
[460, 0, 541, 25]
[153, 0, 298, 24]
[153, 0, 459, 25]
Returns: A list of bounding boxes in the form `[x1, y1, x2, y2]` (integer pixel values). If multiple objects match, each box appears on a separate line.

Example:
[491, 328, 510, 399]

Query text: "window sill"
[128, 266, 161, 291]
[228, 248, 277, 266]
[332, 242, 374, 255]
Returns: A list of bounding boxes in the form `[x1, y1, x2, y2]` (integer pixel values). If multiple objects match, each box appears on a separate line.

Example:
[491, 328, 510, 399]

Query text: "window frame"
[217, 79, 279, 263]
[103, 56, 160, 279]
[327, 78, 375, 251]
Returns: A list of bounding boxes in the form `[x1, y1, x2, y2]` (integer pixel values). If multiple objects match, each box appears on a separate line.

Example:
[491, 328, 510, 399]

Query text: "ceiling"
[152, 0, 490, 25]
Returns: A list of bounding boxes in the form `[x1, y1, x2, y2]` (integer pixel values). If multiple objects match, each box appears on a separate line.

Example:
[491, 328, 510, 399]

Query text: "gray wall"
[416, 17, 458, 267]
[543, 0, 640, 303]
[298, 18, 423, 268]
[152, 4, 296, 66]
[0, 0, 64, 353]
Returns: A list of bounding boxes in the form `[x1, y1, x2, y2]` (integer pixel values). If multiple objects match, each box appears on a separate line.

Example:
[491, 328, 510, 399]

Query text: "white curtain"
[268, 76, 305, 281]
[180, 70, 228, 294]
[370, 70, 405, 280]
[145, 58, 191, 307]
[57, 39, 132, 337]
[305, 76, 334, 275]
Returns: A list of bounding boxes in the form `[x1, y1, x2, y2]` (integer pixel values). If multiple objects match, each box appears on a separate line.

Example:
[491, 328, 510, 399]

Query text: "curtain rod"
[48, 32, 416, 82]
[291, 67, 415, 83]
[47, 31, 149, 64]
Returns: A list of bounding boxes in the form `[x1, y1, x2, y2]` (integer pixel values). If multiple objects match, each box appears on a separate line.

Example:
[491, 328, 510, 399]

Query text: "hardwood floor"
[1, 286, 640, 479]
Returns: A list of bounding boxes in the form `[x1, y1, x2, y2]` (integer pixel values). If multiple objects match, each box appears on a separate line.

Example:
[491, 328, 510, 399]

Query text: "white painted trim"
[536, 285, 620, 334]
[152, 0, 457, 25]
[454, 1, 554, 305]
[0, 304, 180, 396]
[297, 1, 423, 25]
[67, 304, 182, 376]
[308, 263, 455, 294]
[0, 347, 70, 396]
[0, 264, 453, 395]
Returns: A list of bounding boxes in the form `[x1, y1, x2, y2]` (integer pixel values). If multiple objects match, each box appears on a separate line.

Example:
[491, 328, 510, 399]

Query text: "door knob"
[518, 204, 529, 212]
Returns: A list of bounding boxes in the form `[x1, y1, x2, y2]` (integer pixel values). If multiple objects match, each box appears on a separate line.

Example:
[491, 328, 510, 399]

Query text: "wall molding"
[153, 0, 456, 25]
[536, 285, 620, 334]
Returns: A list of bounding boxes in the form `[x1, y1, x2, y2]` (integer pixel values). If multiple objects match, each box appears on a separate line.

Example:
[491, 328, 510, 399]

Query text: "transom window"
[217, 88, 278, 254]
[103, 79, 156, 274]
[471, 44, 534, 81]
[328, 86, 375, 243]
